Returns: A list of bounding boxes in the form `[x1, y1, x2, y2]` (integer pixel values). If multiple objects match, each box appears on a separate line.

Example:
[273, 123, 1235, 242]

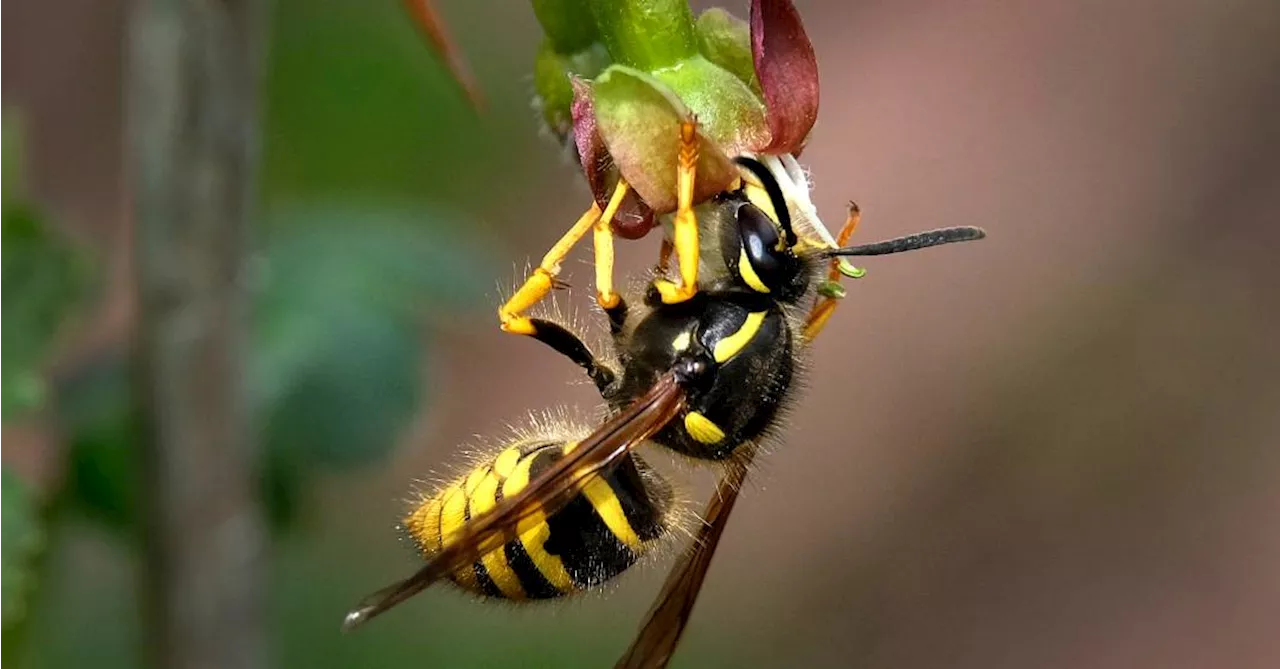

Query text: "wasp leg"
[605, 291, 629, 337]
[594, 181, 630, 312]
[525, 318, 616, 392]
[656, 237, 674, 274]
[499, 182, 632, 337]
[803, 203, 862, 341]
[499, 203, 601, 336]
[652, 121, 700, 305]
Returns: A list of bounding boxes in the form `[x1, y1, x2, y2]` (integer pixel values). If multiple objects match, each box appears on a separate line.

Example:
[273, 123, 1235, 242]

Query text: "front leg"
[652, 121, 700, 305]
[498, 180, 632, 337]
[525, 318, 616, 392]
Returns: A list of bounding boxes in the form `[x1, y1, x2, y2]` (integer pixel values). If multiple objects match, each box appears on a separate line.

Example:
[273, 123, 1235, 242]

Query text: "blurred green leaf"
[265, 0, 496, 204]
[2, 468, 45, 634]
[54, 200, 489, 532]
[57, 356, 140, 533]
[0, 207, 86, 424]
[253, 199, 488, 469]
[3, 113, 24, 203]
[695, 8, 760, 95]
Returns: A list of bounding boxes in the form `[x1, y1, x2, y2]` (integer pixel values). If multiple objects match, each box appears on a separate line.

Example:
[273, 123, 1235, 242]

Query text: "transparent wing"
[343, 372, 687, 630]
[615, 450, 755, 669]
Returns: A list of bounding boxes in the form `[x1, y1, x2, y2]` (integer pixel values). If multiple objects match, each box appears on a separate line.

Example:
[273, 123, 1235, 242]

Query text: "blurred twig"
[401, 0, 485, 109]
[125, 1, 267, 668]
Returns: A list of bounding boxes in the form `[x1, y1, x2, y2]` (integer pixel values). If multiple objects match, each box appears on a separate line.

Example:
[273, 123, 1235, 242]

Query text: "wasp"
[343, 140, 985, 667]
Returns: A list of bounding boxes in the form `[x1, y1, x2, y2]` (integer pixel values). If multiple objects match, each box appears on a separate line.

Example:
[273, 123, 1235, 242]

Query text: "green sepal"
[534, 39, 611, 137]
[695, 8, 761, 95]
[532, 0, 599, 53]
[650, 56, 768, 156]
[591, 65, 737, 212]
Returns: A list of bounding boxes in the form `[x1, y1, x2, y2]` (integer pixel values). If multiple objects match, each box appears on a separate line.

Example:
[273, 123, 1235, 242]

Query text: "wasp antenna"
[342, 608, 370, 633]
[826, 226, 986, 257]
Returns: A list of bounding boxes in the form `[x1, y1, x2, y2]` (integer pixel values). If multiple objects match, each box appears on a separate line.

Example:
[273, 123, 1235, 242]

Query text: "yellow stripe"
[503, 451, 574, 593]
[561, 442, 642, 551]
[469, 471, 526, 599]
[403, 493, 443, 556]
[671, 330, 693, 352]
[439, 482, 479, 589]
[463, 467, 487, 494]
[684, 411, 726, 444]
[713, 311, 767, 363]
[493, 446, 521, 478]
[582, 477, 643, 551]
[737, 246, 771, 293]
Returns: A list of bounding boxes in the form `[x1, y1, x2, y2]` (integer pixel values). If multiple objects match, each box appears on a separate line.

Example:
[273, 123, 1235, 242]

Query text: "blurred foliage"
[0, 111, 17, 202]
[263, 0, 541, 210]
[1, 468, 45, 641]
[2, 114, 87, 421]
[8, 0, 769, 667]
[54, 200, 490, 532]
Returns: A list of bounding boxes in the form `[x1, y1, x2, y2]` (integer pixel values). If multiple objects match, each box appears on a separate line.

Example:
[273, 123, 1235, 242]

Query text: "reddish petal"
[751, 0, 819, 153]
[571, 79, 655, 239]
[571, 78, 610, 205]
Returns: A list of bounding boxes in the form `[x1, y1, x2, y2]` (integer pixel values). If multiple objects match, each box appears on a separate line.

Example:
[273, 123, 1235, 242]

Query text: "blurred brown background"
[4, 0, 1279, 667]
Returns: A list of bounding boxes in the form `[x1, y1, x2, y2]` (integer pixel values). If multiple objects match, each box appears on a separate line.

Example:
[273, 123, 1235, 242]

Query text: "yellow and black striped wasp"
[342, 125, 985, 666]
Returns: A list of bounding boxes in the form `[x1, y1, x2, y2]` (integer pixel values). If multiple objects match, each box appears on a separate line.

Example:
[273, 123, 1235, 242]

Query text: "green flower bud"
[695, 9, 760, 95]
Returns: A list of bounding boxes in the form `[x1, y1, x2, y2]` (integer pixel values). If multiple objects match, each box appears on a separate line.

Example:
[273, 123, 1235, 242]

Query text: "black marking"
[609, 453, 671, 543]
[471, 561, 503, 598]
[526, 447, 643, 589]
[494, 479, 563, 599]
[461, 482, 504, 598]
[606, 296, 628, 335]
[617, 292, 793, 460]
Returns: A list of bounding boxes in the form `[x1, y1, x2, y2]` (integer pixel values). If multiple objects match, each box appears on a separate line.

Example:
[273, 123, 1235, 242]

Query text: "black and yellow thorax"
[608, 289, 796, 460]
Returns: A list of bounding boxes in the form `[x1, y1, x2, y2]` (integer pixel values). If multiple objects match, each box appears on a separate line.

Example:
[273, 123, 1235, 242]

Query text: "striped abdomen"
[402, 440, 673, 600]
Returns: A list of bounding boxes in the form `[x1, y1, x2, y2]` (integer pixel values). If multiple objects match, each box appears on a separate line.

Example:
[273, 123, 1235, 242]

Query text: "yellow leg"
[803, 203, 862, 341]
[656, 237, 674, 274]
[594, 181, 630, 310]
[653, 121, 700, 304]
[499, 203, 602, 335]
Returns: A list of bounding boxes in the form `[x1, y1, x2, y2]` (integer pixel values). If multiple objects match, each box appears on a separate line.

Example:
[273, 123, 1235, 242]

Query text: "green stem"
[532, 0, 599, 54]
[588, 0, 696, 70]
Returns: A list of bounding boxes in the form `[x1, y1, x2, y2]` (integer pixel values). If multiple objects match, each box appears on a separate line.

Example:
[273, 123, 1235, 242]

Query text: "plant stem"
[588, 0, 696, 70]
[125, 1, 268, 668]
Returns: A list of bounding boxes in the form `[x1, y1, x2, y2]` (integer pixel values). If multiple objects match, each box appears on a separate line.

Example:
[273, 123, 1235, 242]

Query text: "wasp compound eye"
[735, 203, 784, 291]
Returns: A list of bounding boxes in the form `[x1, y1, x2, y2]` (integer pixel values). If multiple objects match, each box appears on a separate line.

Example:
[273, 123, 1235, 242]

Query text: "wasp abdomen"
[403, 439, 673, 600]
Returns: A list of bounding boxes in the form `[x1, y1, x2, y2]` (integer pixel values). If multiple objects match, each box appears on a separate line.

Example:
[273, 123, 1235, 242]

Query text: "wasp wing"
[615, 450, 756, 669]
[343, 372, 687, 631]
